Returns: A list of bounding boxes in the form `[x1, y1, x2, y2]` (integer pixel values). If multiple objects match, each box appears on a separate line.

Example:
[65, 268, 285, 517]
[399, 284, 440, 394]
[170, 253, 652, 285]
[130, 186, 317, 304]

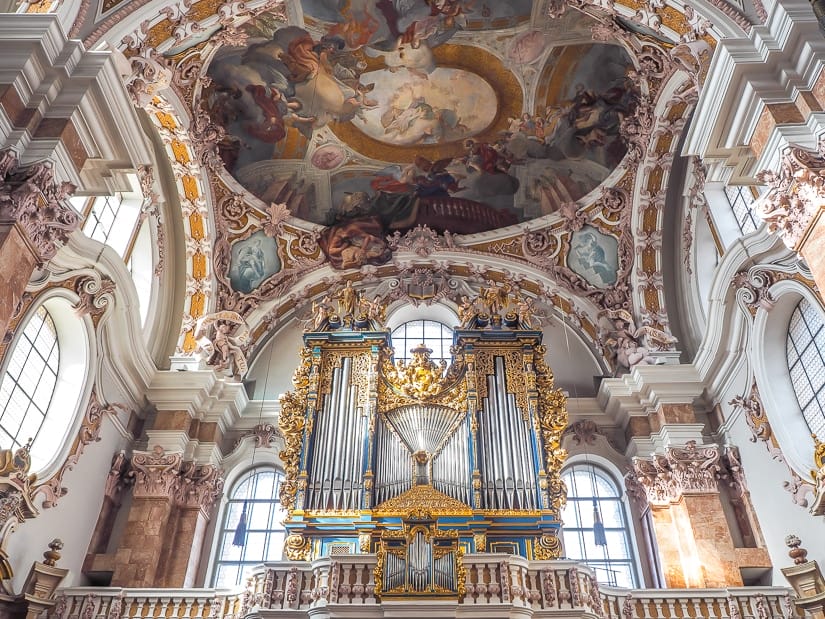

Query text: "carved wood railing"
[49, 557, 800, 618]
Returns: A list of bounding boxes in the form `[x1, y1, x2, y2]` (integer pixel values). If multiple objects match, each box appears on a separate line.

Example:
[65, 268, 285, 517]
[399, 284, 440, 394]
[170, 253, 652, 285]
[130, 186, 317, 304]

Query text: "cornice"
[598, 364, 705, 428]
[684, 0, 825, 178]
[146, 370, 249, 433]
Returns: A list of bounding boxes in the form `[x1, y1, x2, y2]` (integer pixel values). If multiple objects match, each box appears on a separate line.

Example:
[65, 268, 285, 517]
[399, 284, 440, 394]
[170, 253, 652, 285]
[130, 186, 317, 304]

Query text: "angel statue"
[196, 311, 250, 380]
[480, 282, 512, 316]
[602, 309, 675, 370]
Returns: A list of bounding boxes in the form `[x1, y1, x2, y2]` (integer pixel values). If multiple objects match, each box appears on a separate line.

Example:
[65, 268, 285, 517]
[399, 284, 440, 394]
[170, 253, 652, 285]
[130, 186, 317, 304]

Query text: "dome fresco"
[204, 0, 637, 263]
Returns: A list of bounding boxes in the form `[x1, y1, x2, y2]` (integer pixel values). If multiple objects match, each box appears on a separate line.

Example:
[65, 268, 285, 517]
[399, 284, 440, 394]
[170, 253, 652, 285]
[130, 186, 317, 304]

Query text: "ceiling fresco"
[112, 0, 715, 368]
[203, 0, 637, 260]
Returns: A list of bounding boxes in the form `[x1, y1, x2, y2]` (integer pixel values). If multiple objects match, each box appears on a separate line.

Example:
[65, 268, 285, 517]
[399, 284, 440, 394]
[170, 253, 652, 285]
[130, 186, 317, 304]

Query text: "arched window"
[561, 463, 638, 587]
[390, 320, 453, 363]
[0, 297, 89, 472]
[786, 298, 825, 437]
[213, 468, 287, 587]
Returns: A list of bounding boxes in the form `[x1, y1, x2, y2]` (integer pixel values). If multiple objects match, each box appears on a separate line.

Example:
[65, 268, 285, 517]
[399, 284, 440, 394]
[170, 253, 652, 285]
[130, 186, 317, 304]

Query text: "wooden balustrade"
[49, 558, 799, 619]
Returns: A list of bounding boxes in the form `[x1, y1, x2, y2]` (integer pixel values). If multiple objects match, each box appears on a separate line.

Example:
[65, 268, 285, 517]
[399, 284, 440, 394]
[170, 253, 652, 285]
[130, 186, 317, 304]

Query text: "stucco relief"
[0, 151, 80, 265]
[756, 144, 825, 252]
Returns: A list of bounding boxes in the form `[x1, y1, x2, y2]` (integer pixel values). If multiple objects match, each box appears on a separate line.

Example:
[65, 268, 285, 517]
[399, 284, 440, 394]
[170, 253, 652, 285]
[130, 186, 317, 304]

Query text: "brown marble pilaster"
[110, 447, 223, 588]
[630, 442, 771, 588]
[0, 149, 79, 335]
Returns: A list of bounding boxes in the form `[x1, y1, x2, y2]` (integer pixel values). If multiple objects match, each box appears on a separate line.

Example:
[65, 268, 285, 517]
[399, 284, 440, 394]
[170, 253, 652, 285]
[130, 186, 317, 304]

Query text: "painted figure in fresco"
[319, 216, 394, 270]
[573, 231, 615, 286]
[237, 238, 266, 290]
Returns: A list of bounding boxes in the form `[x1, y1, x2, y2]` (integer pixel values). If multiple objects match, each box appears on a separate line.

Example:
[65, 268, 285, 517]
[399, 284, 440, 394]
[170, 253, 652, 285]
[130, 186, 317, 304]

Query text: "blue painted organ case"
[277, 295, 568, 596]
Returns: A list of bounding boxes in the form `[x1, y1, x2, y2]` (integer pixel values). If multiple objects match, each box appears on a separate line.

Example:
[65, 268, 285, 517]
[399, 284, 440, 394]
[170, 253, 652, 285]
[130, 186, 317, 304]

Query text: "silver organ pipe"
[373, 419, 411, 504]
[408, 531, 429, 592]
[431, 417, 471, 504]
[385, 552, 404, 592]
[478, 356, 539, 510]
[307, 358, 367, 511]
[433, 552, 455, 592]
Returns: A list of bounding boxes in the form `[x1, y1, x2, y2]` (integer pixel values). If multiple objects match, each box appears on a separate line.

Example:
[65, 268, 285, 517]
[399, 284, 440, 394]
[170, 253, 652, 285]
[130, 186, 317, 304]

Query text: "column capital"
[0, 151, 80, 265]
[129, 446, 224, 514]
[130, 446, 183, 500]
[629, 440, 723, 505]
[756, 143, 825, 252]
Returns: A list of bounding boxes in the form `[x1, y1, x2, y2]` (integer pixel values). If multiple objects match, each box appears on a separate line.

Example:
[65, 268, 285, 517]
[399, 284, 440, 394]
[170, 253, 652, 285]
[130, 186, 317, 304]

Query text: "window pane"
[391, 320, 453, 364]
[561, 464, 638, 587]
[0, 307, 59, 454]
[213, 469, 287, 586]
[787, 299, 825, 436]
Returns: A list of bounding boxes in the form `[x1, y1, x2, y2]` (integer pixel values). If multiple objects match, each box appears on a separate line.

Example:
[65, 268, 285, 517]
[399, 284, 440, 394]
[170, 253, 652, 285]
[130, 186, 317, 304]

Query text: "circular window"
[390, 320, 453, 363]
[0, 297, 89, 472]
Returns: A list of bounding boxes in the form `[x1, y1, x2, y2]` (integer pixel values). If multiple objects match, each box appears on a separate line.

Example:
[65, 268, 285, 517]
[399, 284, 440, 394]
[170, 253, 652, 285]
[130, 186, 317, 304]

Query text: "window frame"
[560, 459, 641, 588]
[786, 297, 825, 438]
[751, 280, 825, 476]
[724, 185, 761, 236]
[210, 466, 288, 588]
[390, 319, 454, 364]
[0, 291, 93, 476]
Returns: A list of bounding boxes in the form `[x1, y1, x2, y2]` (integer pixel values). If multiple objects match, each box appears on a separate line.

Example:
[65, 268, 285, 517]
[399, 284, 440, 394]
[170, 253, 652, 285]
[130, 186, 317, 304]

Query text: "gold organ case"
[278, 288, 568, 597]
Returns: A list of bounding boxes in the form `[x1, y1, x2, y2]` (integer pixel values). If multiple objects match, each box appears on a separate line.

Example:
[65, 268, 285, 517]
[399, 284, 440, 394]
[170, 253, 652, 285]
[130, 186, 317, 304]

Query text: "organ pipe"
[279, 291, 568, 569]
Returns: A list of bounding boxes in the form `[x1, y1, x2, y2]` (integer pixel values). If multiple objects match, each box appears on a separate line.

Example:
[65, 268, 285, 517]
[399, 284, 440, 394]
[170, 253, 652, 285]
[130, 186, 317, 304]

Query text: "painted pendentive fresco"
[567, 225, 619, 289]
[203, 0, 635, 273]
[229, 231, 282, 293]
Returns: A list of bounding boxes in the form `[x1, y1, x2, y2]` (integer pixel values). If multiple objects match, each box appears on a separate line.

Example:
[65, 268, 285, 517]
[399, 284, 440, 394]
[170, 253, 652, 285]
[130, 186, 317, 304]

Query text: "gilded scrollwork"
[534, 350, 569, 512]
[284, 533, 311, 561]
[533, 533, 563, 560]
[278, 346, 312, 513]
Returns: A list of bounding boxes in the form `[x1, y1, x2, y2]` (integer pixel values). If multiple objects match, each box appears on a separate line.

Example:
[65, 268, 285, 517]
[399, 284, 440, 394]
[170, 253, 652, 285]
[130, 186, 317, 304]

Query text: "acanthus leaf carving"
[755, 145, 825, 251]
[0, 154, 80, 265]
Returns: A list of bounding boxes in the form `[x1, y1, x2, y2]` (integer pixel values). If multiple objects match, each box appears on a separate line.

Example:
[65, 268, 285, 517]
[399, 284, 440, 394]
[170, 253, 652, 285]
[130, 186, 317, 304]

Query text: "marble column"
[0, 151, 79, 336]
[628, 441, 771, 588]
[110, 447, 223, 588]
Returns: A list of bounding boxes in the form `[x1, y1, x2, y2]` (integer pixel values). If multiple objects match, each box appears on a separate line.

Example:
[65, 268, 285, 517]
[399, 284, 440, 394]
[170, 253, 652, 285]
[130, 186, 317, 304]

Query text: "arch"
[0, 291, 93, 475]
[390, 319, 454, 364]
[752, 279, 825, 473]
[208, 464, 287, 587]
[560, 457, 641, 588]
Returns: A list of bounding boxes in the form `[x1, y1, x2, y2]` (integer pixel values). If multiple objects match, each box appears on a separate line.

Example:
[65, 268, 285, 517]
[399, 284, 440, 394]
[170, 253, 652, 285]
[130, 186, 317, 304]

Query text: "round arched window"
[212, 468, 287, 587]
[390, 320, 453, 363]
[786, 298, 825, 438]
[561, 463, 639, 587]
[0, 298, 89, 471]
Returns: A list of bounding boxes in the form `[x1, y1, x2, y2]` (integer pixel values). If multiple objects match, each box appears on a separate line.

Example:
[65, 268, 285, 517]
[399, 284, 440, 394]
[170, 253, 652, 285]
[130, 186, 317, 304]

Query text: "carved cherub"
[359, 295, 386, 323]
[196, 311, 250, 380]
[601, 309, 667, 370]
[515, 295, 536, 328]
[457, 295, 477, 325]
[480, 283, 511, 316]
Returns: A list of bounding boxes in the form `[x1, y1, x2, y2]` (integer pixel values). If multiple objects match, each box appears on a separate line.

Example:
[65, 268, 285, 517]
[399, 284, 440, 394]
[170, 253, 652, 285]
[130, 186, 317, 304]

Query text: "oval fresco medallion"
[351, 67, 498, 146]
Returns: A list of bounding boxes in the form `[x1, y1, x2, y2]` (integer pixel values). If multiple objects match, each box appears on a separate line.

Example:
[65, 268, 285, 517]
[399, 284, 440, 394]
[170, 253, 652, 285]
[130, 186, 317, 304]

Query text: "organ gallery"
[277, 288, 568, 595]
[4, 0, 825, 618]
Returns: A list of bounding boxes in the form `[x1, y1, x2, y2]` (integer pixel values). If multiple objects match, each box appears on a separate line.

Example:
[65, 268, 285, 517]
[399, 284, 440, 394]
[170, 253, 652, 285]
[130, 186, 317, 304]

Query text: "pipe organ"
[278, 286, 568, 597]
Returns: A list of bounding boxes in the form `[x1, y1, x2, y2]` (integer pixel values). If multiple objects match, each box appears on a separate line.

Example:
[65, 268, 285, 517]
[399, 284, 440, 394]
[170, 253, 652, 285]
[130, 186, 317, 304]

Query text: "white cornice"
[597, 364, 705, 429]
[147, 370, 249, 433]
[684, 0, 825, 179]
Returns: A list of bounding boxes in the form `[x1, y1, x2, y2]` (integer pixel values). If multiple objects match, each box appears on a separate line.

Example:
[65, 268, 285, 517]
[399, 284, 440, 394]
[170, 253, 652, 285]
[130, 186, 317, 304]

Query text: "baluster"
[133, 597, 146, 619]
[665, 597, 678, 618]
